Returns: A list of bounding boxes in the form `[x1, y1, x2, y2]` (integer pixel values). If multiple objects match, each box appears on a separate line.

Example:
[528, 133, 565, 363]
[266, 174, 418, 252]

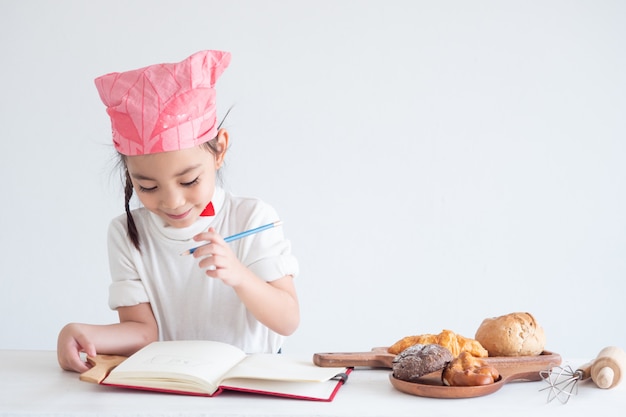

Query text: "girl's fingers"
[75, 334, 97, 359]
[193, 227, 223, 243]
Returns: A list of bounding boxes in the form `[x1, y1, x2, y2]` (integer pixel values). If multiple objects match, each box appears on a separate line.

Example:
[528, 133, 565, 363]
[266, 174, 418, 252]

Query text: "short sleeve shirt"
[107, 187, 298, 353]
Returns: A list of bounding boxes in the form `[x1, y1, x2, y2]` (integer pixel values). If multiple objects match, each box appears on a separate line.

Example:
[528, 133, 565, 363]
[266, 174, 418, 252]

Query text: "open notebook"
[80, 340, 350, 401]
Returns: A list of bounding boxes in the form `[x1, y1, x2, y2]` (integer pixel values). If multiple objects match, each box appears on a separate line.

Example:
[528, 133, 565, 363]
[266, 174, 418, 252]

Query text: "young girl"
[57, 50, 300, 373]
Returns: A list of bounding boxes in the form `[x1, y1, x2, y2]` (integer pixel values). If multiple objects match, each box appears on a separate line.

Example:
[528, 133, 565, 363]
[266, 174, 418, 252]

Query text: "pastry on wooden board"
[388, 329, 488, 358]
[474, 312, 545, 356]
[442, 351, 500, 386]
[392, 344, 454, 383]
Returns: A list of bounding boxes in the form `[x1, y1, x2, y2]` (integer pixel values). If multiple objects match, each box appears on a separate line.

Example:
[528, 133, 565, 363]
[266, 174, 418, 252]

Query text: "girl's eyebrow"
[131, 164, 203, 181]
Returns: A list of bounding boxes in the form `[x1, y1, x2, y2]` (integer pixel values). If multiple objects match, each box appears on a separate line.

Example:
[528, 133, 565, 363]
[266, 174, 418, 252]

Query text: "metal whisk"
[539, 346, 625, 404]
[539, 363, 590, 404]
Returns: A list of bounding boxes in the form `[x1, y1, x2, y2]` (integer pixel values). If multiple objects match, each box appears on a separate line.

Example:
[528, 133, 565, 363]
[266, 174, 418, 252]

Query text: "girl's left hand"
[191, 227, 250, 287]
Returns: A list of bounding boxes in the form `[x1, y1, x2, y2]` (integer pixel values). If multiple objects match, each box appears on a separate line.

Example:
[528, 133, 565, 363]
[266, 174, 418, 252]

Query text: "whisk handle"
[576, 362, 593, 381]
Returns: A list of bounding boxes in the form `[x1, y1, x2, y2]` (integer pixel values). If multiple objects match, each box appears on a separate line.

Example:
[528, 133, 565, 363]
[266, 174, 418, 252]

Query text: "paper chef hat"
[94, 50, 231, 156]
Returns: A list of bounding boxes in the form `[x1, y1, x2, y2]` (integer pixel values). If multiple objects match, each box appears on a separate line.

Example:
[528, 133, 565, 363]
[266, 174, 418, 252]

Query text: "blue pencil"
[180, 220, 283, 256]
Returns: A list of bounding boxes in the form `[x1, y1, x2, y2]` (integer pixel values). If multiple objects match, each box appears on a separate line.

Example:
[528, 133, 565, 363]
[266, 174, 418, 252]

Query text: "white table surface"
[0, 350, 623, 417]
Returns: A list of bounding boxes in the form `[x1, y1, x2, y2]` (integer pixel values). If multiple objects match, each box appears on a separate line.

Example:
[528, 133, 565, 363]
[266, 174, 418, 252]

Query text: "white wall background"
[1, 0, 624, 359]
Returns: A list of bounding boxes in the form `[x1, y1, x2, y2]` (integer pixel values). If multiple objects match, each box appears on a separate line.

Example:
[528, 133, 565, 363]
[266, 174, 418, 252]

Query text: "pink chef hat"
[94, 50, 231, 156]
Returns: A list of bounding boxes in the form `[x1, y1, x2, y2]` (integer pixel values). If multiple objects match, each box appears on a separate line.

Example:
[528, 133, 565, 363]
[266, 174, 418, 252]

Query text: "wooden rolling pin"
[587, 346, 626, 389]
[578, 346, 626, 389]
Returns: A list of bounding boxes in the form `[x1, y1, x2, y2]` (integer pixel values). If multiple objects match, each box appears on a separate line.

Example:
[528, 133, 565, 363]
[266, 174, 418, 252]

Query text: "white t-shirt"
[107, 187, 298, 353]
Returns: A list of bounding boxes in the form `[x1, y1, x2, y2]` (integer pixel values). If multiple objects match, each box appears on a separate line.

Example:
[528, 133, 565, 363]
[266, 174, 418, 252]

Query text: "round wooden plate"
[388, 370, 540, 399]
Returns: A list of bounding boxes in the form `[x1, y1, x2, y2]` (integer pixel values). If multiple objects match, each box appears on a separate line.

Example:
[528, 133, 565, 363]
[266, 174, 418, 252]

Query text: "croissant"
[388, 329, 488, 357]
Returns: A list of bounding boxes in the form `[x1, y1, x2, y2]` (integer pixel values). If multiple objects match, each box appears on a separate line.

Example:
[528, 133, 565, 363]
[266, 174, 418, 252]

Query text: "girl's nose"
[161, 188, 185, 210]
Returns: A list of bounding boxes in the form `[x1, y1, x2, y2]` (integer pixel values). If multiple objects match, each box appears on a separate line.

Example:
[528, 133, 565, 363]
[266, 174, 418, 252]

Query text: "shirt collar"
[147, 187, 225, 242]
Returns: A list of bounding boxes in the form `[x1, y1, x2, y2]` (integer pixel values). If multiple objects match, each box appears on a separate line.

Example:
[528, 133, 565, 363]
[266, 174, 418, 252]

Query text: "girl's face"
[125, 130, 228, 229]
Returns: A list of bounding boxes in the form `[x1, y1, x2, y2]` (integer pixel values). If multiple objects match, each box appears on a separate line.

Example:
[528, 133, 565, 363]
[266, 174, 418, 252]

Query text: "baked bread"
[474, 312, 545, 356]
[442, 351, 500, 386]
[388, 329, 488, 358]
[392, 344, 454, 383]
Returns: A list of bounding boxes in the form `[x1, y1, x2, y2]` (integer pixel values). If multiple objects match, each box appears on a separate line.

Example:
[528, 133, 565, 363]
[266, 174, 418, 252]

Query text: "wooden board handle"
[79, 354, 127, 384]
[313, 351, 394, 368]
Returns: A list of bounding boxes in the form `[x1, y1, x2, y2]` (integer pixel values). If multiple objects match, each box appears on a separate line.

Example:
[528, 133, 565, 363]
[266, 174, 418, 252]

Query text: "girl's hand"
[191, 228, 300, 336]
[192, 227, 251, 287]
[56, 304, 158, 373]
[57, 323, 97, 373]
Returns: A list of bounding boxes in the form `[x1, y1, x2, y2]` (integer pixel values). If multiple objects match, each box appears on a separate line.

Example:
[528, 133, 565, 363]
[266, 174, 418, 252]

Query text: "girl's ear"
[215, 128, 229, 168]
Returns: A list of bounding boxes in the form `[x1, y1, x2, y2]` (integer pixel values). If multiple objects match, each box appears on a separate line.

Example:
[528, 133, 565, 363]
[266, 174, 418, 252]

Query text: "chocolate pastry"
[392, 344, 453, 383]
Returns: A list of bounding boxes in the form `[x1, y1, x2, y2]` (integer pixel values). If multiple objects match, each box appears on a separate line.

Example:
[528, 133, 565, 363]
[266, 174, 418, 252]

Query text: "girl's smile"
[164, 208, 193, 221]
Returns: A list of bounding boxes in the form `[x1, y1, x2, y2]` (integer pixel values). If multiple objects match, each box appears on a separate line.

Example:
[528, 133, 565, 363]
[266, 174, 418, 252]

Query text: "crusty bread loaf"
[474, 312, 545, 356]
[388, 329, 488, 357]
[392, 344, 454, 382]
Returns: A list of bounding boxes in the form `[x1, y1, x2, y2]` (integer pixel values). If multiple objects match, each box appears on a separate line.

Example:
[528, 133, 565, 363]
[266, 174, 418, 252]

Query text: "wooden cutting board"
[314, 347, 562, 398]
[313, 348, 562, 378]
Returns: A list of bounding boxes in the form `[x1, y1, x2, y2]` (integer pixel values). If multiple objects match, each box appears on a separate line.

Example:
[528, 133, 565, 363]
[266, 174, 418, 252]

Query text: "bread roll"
[475, 312, 545, 356]
[442, 351, 500, 386]
[392, 344, 453, 382]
